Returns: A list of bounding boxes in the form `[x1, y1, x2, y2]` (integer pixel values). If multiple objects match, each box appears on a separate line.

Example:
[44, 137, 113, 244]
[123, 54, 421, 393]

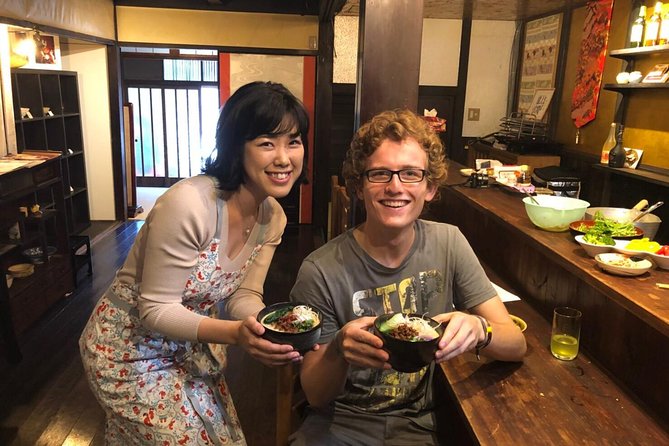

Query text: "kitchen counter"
[430, 162, 669, 436]
[437, 299, 669, 444]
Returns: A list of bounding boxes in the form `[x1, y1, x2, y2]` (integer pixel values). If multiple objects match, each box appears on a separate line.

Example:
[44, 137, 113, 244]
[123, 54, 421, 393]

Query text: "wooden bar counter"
[430, 164, 669, 441]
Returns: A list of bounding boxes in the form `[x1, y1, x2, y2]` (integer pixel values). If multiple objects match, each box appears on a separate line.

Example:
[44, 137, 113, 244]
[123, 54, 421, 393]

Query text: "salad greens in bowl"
[569, 212, 643, 244]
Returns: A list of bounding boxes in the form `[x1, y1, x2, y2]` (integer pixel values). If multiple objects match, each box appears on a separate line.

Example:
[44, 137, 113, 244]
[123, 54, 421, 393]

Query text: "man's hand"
[334, 316, 390, 369]
[433, 312, 483, 362]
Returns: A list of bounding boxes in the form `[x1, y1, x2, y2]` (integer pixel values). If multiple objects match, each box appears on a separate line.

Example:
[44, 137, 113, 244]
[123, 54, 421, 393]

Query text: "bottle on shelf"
[608, 124, 627, 168]
[644, 2, 663, 46]
[600, 122, 618, 164]
[631, 5, 647, 47]
[659, 4, 669, 44]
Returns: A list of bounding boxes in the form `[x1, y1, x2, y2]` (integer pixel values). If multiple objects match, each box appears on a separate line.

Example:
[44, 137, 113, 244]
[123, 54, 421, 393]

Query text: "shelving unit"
[11, 69, 91, 234]
[603, 44, 669, 125]
[0, 157, 73, 362]
[589, 44, 669, 243]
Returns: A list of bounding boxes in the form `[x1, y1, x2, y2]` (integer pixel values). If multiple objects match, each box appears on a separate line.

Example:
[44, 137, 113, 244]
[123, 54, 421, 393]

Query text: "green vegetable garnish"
[579, 211, 637, 245]
[263, 307, 291, 324]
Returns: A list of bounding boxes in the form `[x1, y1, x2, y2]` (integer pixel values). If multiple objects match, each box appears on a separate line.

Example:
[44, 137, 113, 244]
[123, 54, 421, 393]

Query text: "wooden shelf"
[604, 83, 669, 93]
[604, 82, 669, 92]
[12, 69, 90, 235]
[592, 163, 669, 187]
[609, 44, 669, 59]
[0, 158, 73, 362]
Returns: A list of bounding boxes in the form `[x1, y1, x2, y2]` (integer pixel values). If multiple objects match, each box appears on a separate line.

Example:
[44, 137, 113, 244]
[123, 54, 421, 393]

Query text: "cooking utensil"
[632, 199, 648, 212]
[523, 190, 540, 205]
[632, 201, 663, 222]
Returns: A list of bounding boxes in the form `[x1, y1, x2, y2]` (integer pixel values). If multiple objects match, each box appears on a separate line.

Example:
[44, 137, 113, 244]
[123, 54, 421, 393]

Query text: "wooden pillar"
[355, 0, 424, 128]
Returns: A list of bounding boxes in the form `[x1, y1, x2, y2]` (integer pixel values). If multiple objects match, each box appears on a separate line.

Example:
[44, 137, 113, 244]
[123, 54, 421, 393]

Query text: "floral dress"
[80, 199, 262, 445]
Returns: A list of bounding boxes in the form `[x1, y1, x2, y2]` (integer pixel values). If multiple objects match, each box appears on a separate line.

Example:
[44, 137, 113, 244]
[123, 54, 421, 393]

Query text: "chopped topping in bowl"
[378, 313, 440, 342]
[261, 305, 320, 333]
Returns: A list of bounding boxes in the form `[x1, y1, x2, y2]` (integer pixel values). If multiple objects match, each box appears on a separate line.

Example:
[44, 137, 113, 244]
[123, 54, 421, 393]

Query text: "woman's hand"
[333, 316, 390, 369]
[237, 316, 305, 367]
[433, 312, 483, 362]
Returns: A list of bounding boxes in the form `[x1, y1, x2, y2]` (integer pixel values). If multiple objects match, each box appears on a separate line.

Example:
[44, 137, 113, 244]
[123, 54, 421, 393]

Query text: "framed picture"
[624, 148, 643, 169]
[517, 13, 563, 117]
[9, 31, 61, 70]
[527, 88, 555, 121]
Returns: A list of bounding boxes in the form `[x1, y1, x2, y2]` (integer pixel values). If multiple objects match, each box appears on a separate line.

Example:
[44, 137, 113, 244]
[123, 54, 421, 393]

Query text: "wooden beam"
[355, 0, 424, 128]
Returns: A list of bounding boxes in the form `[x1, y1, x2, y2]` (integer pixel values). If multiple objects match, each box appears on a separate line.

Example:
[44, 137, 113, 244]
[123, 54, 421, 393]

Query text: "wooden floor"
[0, 221, 323, 446]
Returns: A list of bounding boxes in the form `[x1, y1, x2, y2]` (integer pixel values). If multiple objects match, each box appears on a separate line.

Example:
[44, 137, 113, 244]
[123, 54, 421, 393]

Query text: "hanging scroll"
[570, 0, 615, 129]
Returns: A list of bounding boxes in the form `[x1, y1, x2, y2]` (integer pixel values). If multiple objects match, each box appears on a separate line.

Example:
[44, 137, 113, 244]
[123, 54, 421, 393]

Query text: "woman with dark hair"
[80, 81, 308, 445]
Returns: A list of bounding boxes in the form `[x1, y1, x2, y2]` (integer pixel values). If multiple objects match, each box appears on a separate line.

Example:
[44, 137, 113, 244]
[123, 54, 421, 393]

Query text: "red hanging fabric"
[570, 0, 615, 129]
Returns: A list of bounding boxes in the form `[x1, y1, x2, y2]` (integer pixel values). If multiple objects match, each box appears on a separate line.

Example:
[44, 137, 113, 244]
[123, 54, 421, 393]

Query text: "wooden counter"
[438, 300, 669, 444]
[430, 163, 669, 437]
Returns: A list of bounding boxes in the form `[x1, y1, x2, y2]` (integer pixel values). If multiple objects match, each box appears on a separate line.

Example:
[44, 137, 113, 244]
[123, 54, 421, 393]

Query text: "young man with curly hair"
[289, 109, 526, 445]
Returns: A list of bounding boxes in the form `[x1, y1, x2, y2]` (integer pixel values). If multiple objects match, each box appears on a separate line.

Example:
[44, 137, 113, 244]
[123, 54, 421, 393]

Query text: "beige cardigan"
[113, 175, 287, 341]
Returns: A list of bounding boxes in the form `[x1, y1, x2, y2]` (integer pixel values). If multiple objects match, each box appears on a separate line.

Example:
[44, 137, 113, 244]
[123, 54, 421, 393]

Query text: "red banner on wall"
[570, 0, 615, 129]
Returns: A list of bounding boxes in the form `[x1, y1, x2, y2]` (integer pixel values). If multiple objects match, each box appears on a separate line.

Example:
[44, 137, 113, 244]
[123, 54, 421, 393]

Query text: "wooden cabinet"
[11, 69, 91, 234]
[0, 157, 73, 362]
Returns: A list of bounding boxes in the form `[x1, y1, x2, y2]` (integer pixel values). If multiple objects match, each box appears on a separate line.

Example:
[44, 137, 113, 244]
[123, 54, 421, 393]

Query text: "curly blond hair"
[342, 109, 449, 196]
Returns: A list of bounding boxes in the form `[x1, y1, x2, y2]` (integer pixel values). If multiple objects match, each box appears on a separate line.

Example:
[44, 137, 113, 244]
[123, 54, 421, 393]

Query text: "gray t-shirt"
[290, 220, 495, 421]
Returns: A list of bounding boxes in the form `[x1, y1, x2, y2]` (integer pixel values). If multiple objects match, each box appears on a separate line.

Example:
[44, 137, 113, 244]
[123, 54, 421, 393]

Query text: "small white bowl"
[649, 251, 669, 270]
[594, 253, 653, 276]
[574, 235, 615, 257]
[459, 168, 475, 177]
[613, 240, 651, 258]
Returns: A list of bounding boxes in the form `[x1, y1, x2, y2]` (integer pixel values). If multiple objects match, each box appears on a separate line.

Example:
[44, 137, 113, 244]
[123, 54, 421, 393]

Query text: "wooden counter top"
[445, 183, 669, 337]
[432, 162, 669, 433]
[440, 300, 669, 444]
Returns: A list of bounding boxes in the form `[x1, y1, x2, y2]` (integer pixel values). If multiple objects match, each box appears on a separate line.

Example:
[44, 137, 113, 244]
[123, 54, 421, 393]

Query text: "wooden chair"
[275, 363, 304, 446]
[275, 178, 352, 445]
[329, 175, 351, 240]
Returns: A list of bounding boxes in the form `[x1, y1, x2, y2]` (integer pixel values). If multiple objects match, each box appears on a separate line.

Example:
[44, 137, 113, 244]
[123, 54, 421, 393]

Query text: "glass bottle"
[631, 5, 647, 47]
[659, 7, 669, 44]
[608, 124, 626, 168]
[600, 122, 617, 164]
[644, 2, 663, 46]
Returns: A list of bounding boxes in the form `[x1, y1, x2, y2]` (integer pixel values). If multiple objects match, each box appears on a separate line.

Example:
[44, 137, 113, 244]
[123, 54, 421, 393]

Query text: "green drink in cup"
[551, 307, 582, 360]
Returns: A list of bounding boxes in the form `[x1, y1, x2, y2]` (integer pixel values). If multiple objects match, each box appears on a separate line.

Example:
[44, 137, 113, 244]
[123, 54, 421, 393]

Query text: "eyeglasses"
[363, 168, 427, 183]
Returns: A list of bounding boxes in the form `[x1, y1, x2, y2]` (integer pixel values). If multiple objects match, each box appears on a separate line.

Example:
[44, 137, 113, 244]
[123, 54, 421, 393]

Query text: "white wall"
[462, 21, 516, 137]
[61, 42, 115, 220]
[333, 17, 515, 139]
[419, 19, 461, 86]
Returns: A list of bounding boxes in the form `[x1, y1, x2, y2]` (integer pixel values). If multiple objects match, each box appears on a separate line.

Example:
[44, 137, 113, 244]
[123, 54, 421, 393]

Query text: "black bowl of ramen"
[257, 302, 322, 354]
[374, 313, 445, 373]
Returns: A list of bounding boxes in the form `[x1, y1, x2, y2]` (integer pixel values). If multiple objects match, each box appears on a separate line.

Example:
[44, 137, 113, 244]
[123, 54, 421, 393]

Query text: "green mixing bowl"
[523, 196, 590, 232]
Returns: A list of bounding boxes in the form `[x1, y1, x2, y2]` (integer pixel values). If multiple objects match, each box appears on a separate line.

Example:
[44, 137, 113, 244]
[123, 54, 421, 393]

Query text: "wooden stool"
[70, 235, 93, 287]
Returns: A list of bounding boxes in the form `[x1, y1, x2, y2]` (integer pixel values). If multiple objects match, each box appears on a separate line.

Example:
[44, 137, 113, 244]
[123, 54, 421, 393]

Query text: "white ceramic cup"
[629, 71, 643, 83]
[616, 72, 630, 84]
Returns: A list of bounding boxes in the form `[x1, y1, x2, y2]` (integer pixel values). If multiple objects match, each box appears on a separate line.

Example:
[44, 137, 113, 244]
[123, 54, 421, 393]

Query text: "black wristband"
[474, 316, 493, 360]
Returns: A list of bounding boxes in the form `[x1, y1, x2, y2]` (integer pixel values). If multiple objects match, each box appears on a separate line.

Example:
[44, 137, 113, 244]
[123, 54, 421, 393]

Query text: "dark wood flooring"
[0, 221, 323, 446]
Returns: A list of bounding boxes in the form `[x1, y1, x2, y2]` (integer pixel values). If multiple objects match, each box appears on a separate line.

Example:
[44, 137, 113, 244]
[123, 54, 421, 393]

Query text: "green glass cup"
[550, 307, 582, 361]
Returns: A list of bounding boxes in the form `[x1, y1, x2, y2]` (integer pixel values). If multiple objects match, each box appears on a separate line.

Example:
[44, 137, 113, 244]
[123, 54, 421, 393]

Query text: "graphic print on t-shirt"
[351, 269, 443, 316]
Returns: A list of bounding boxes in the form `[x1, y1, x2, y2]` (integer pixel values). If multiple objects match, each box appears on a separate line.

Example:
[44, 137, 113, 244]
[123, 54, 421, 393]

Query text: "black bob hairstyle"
[202, 81, 309, 191]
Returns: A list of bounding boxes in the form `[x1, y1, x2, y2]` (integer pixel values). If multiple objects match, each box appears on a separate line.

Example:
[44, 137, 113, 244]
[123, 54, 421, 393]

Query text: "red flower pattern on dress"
[81, 233, 262, 444]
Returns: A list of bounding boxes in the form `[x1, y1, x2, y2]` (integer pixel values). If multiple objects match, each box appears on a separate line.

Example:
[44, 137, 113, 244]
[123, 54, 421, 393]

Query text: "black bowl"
[374, 313, 445, 373]
[257, 302, 322, 354]
[22, 245, 57, 264]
